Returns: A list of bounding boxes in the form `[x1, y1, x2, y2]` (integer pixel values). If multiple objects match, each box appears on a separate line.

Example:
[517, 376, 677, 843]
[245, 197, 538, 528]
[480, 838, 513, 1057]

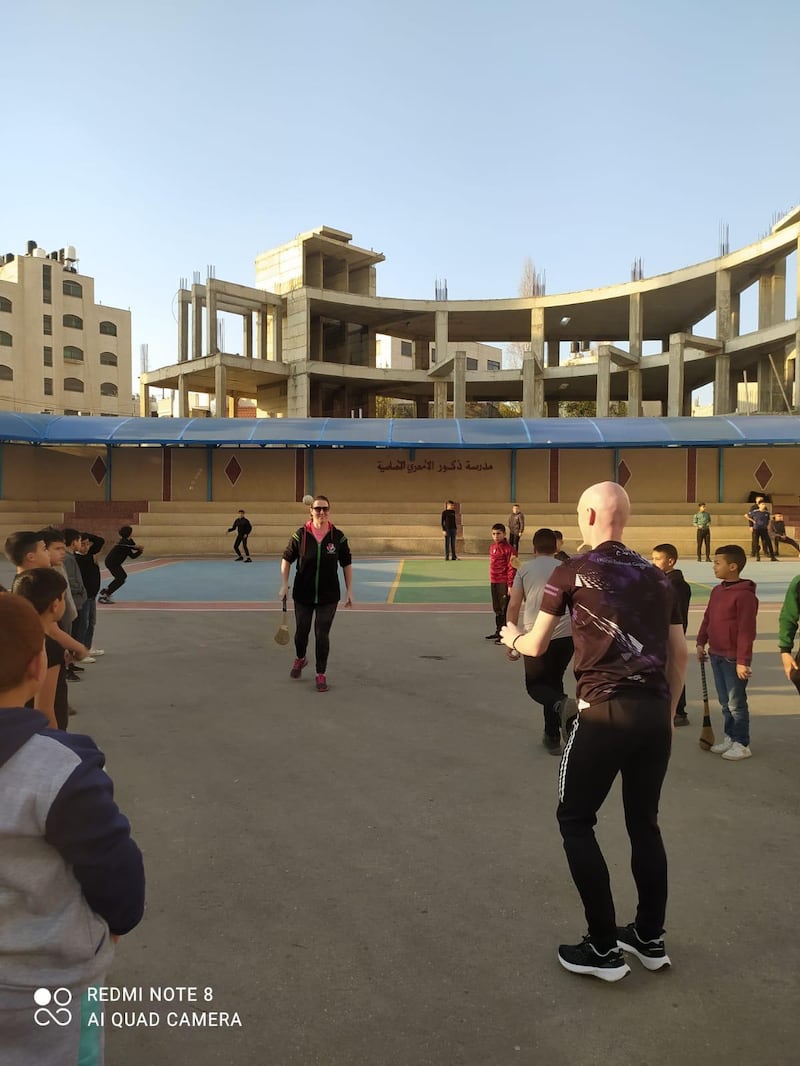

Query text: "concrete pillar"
[415, 338, 429, 371]
[433, 380, 448, 418]
[772, 258, 787, 323]
[434, 310, 448, 375]
[596, 346, 611, 417]
[191, 285, 203, 360]
[256, 310, 268, 361]
[716, 269, 733, 342]
[547, 339, 560, 367]
[178, 292, 189, 363]
[714, 270, 732, 414]
[453, 350, 466, 419]
[522, 307, 544, 418]
[271, 307, 282, 363]
[366, 327, 377, 370]
[139, 383, 150, 417]
[288, 368, 310, 417]
[795, 237, 800, 411]
[628, 292, 643, 417]
[667, 335, 685, 417]
[177, 374, 189, 418]
[731, 291, 741, 338]
[714, 354, 732, 414]
[243, 313, 253, 360]
[214, 361, 227, 417]
[207, 282, 218, 357]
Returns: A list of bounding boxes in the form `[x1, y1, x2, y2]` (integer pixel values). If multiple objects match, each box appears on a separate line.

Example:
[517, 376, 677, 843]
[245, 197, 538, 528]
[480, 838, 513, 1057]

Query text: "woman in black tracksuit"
[100, 525, 144, 603]
[279, 495, 353, 692]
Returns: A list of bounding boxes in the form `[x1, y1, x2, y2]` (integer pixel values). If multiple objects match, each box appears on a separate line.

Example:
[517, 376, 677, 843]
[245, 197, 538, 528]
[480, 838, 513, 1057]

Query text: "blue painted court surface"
[87, 557, 800, 606]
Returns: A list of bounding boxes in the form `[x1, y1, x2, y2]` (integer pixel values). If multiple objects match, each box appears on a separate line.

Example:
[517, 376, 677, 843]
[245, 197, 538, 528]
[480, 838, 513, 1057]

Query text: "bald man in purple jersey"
[502, 482, 687, 982]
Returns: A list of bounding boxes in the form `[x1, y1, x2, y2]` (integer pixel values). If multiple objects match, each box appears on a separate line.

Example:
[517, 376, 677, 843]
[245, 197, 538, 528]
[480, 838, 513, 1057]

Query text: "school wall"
[1, 442, 799, 506]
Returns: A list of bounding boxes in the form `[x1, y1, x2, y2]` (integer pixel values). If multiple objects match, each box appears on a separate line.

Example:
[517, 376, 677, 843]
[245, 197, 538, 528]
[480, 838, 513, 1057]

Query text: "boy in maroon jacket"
[486, 523, 517, 644]
[696, 544, 759, 761]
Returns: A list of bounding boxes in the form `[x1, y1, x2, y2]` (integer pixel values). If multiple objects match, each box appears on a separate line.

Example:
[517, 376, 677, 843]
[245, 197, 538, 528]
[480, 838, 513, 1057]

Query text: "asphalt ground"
[1, 554, 796, 1066]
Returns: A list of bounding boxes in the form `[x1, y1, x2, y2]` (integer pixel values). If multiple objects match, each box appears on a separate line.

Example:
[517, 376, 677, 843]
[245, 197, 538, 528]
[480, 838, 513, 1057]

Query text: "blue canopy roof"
[0, 412, 799, 448]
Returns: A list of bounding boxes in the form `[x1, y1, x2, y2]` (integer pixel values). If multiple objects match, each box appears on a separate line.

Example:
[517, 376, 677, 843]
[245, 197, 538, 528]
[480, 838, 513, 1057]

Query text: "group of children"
[693, 497, 800, 562]
[492, 507, 761, 762]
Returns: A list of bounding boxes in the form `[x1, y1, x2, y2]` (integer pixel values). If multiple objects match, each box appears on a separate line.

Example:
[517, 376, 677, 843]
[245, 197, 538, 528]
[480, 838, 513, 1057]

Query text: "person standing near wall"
[507, 504, 525, 552]
[441, 501, 458, 561]
[280, 495, 353, 693]
[693, 503, 711, 562]
[227, 509, 253, 562]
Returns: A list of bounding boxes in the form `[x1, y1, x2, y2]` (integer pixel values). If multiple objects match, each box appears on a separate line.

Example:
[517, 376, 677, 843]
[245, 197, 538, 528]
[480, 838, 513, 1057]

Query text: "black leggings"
[557, 696, 672, 951]
[106, 563, 128, 596]
[294, 601, 338, 674]
[233, 533, 250, 558]
[523, 636, 574, 737]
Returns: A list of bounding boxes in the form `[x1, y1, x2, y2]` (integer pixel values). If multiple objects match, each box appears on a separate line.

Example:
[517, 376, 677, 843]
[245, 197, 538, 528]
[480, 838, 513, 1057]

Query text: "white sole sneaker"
[557, 954, 630, 982]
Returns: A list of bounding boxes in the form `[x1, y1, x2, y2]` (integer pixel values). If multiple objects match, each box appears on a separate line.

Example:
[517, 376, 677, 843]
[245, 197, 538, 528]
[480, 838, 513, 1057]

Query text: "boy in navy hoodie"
[696, 545, 759, 761]
[0, 593, 145, 1064]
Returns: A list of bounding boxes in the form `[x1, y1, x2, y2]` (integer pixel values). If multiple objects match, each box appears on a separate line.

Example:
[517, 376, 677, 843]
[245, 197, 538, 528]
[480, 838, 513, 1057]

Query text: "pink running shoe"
[290, 657, 307, 679]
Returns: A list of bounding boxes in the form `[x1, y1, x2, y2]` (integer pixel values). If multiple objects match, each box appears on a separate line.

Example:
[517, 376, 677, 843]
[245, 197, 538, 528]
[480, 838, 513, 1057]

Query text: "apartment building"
[0, 241, 134, 416]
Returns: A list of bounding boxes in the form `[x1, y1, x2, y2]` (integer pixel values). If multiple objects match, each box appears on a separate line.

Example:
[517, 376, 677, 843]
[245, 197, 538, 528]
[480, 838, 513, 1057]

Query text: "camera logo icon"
[33, 988, 73, 1027]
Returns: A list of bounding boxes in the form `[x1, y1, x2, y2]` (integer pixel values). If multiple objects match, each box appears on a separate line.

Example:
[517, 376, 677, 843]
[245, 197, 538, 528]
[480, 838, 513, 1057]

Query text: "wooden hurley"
[274, 595, 290, 646]
[698, 658, 715, 751]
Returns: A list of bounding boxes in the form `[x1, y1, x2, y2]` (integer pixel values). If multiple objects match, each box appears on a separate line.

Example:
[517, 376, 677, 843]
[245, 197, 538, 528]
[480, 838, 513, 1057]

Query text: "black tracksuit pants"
[523, 636, 575, 737]
[557, 696, 672, 952]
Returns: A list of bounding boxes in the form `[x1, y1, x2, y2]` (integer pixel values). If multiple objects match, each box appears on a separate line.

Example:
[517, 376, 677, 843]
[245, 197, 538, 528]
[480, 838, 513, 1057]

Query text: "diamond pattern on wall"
[90, 456, 107, 485]
[754, 461, 773, 490]
[224, 456, 242, 485]
[617, 460, 631, 489]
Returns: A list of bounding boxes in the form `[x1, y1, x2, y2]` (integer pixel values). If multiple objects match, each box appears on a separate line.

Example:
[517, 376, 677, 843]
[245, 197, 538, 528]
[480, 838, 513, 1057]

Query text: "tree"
[560, 400, 628, 418]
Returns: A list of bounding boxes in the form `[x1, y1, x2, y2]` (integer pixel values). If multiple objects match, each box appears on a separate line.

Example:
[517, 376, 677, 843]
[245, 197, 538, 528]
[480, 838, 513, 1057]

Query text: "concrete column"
[667, 335, 685, 417]
[139, 383, 150, 417]
[271, 307, 282, 363]
[731, 292, 740, 338]
[177, 374, 189, 418]
[433, 380, 448, 418]
[366, 327, 377, 369]
[628, 292, 643, 417]
[178, 291, 189, 363]
[714, 355, 732, 414]
[207, 282, 218, 357]
[191, 286, 203, 360]
[214, 361, 227, 418]
[716, 269, 733, 342]
[453, 350, 466, 419]
[434, 310, 448, 374]
[522, 307, 544, 418]
[596, 346, 611, 417]
[415, 338, 429, 371]
[772, 258, 787, 323]
[795, 237, 800, 411]
[256, 310, 268, 361]
[243, 313, 253, 360]
[547, 339, 560, 367]
[288, 368, 310, 416]
[714, 270, 732, 414]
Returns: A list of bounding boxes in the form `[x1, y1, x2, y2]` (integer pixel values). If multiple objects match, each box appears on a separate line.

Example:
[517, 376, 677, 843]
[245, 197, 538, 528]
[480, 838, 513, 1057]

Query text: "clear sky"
[3, 0, 799, 395]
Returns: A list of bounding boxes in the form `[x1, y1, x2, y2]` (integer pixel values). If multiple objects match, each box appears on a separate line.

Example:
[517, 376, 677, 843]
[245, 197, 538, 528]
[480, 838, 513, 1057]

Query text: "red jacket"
[696, 579, 758, 665]
[489, 539, 517, 586]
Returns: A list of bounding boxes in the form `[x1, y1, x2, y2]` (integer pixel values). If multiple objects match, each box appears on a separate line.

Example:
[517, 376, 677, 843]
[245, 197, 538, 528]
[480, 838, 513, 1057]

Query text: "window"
[400, 340, 412, 357]
[63, 314, 83, 329]
[466, 357, 478, 371]
[99, 351, 118, 367]
[44, 377, 53, 395]
[0, 296, 11, 312]
[0, 330, 11, 347]
[43, 346, 53, 366]
[100, 382, 118, 397]
[43, 314, 52, 336]
[64, 346, 84, 362]
[64, 409, 79, 415]
[63, 279, 83, 297]
[99, 320, 117, 336]
[0, 364, 12, 380]
[64, 377, 84, 393]
[487, 359, 501, 372]
[431, 347, 436, 363]
[42, 264, 52, 304]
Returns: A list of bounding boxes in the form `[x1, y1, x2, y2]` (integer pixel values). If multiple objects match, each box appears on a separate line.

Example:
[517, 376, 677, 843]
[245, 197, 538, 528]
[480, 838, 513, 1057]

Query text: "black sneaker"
[673, 713, 690, 727]
[542, 733, 562, 756]
[485, 632, 500, 640]
[557, 936, 630, 982]
[616, 923, 671, 971]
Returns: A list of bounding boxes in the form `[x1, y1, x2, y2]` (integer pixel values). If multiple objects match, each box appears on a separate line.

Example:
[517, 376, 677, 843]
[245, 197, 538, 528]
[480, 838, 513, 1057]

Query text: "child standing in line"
[693, 503, 712, 562]
[507, 504, 525, 551]
[652, 543, 692, 726]
[486, 523, 517, 644]
[696, 544, 759, 761]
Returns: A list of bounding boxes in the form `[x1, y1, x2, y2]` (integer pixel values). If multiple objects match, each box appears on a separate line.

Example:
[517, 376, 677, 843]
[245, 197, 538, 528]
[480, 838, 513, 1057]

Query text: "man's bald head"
[577, 481, 631, 547]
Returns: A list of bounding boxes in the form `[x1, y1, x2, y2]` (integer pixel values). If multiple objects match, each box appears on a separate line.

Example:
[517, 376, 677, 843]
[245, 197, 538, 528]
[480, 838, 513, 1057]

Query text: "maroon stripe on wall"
[686, 447, 697, 504]
[295, 450, 305, 502]
[549, 449, 559, 503]
[162, 448, 172, 502]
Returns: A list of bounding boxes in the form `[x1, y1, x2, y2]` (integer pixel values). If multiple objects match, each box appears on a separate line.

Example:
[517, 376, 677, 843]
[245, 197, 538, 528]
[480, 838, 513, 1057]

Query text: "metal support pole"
[105, 445, 112, 503]
[207, 445, 213, 502]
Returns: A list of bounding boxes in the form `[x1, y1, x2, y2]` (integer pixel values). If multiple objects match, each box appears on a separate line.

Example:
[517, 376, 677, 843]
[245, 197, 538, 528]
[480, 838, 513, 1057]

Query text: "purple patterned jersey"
[539, 540, 682, 704]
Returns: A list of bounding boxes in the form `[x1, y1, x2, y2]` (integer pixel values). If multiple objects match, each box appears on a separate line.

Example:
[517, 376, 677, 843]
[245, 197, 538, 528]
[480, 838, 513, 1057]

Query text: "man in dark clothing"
[99, 526, 143, 604]
[748, 501, 776, 561]
[75, 532, 105, 654]
[227, 510, 253, 562]
[502, 482, 687, 982]
[441, 501, 458, 560]
[769, 512, 800, 558]
[652, 543, 692, 726]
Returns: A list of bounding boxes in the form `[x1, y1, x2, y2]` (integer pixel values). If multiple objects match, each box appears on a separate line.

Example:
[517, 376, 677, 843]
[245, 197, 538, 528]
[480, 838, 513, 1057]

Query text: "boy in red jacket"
[696, 544, 759, 761]
[486, 523, 517, 644]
